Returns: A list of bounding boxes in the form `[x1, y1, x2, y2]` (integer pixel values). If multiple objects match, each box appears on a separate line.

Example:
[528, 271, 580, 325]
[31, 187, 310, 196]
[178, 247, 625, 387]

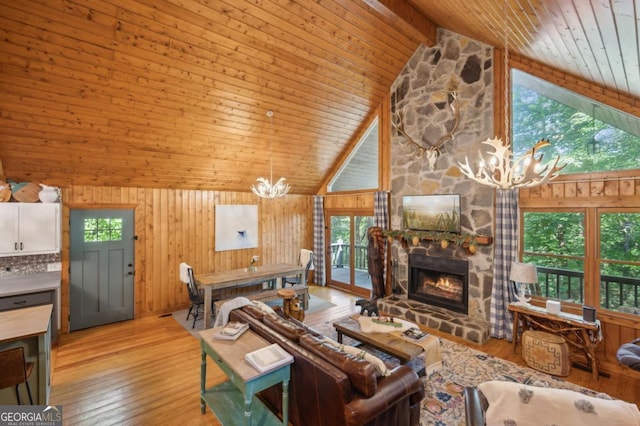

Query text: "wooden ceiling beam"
[363, 0, 437, 46]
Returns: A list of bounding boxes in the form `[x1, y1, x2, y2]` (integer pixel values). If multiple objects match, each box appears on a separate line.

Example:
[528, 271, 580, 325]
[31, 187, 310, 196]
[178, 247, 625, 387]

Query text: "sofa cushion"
[252, 300, 278, 316]
[263, 314, 307, 342]
[321, 336, 390, 377]
[241, 304, 268, 320]
[617, 341, 640, 370]
[477, 380, 640, 426]
[285, 316, 325, 339]
[299, 334, 378, 397]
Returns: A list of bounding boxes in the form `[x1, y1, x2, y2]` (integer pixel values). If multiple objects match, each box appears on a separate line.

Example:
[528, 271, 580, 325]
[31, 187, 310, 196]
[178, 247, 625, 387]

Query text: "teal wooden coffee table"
[199, 327, 293, 426]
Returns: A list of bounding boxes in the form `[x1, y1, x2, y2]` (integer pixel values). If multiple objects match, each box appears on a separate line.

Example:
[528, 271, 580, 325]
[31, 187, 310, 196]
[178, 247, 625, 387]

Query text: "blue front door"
[69, 209, 135, 331]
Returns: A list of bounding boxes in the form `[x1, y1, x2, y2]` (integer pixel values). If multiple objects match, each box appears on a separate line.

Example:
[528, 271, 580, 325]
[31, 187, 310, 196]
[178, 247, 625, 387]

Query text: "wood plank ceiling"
[0, 0, 637, 194]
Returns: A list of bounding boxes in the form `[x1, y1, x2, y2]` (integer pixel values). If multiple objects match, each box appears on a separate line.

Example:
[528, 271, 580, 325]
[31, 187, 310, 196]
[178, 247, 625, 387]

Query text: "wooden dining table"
[195, 263, 304, 328]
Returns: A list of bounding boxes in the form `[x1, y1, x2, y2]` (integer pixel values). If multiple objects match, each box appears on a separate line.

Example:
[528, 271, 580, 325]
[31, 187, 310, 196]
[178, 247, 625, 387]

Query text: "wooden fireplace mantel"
[384, 230, 493, 254]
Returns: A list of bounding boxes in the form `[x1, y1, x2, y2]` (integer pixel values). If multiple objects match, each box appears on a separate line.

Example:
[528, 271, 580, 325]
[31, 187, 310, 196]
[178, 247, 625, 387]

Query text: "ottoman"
[522, 330, 571, 376]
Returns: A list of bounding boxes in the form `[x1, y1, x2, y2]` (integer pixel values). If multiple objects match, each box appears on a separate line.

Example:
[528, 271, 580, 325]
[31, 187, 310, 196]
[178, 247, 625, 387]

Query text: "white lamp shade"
[509, 262, 538, 284]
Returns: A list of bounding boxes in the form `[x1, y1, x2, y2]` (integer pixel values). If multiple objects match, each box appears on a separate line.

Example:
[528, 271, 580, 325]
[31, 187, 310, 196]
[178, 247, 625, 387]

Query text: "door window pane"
[84, 218, 123, 242]
[328, 214, 374, 293]
[354, 216, 374, 289]
[330, 216, 350, 282]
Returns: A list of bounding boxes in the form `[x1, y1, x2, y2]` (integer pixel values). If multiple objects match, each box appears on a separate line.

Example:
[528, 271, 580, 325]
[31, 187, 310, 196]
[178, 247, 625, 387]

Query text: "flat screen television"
[402, 194, 461, 233]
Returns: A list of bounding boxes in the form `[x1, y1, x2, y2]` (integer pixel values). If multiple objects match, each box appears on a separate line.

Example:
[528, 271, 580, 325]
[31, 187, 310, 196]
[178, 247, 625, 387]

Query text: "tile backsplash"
[0, 253, 62, 278]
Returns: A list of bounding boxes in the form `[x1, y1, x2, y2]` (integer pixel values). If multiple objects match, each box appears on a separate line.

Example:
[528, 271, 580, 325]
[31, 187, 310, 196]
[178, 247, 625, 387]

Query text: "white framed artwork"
[215, 205, 259, 251]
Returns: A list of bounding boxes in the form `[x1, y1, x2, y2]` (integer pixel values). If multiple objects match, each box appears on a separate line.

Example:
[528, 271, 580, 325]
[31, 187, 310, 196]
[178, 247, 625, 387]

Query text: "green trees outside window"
[599, 212, 640, 314]
[84, 218, 123, 242]
[514, 70, 640, 316]
[512, 70, 640, 174]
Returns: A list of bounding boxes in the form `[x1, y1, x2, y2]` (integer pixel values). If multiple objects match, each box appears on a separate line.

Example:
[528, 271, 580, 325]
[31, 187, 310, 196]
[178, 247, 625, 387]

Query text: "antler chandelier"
[457, 4, 564, 189]
[251, 110, 291, 198]
[458, 138, 565, 189]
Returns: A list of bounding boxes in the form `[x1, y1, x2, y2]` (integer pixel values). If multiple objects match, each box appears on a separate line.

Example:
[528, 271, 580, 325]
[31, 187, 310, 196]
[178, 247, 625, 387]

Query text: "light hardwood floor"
[50, 286, 639, 425]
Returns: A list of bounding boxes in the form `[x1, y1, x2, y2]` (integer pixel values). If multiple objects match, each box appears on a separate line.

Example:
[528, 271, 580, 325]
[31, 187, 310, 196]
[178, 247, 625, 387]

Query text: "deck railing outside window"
[326, 249, 640, 314]
[535, 266, 640, 313]
[330, 243, 368, 270]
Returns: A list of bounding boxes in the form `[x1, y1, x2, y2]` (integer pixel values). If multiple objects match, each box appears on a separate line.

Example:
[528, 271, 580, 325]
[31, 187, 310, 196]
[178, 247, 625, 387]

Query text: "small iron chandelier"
[251, 110, 291, 198]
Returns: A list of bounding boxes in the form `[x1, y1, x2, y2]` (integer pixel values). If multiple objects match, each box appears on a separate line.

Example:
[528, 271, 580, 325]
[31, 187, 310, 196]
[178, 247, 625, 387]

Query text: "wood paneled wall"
[60, 185, 313, 333]
[323, 192, 375, 210]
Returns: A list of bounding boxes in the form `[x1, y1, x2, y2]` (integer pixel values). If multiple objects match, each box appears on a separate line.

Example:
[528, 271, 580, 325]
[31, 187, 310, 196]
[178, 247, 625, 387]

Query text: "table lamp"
[509, 262, 538, 305]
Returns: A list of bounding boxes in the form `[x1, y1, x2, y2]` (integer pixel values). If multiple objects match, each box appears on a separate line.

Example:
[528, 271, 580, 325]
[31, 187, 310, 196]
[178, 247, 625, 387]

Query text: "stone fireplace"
[377, 29, 495, 344]
[379, 244, 491, 344]
[408, 254, 468, 315]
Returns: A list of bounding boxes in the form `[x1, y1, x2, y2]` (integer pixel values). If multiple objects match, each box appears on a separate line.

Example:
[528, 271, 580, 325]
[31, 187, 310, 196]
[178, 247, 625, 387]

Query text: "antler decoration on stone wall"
[392, 92, 460, 170]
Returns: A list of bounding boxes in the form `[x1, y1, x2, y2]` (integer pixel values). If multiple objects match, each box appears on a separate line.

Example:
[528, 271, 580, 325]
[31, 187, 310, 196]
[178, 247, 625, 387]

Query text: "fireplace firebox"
[408, 253, 469, 315]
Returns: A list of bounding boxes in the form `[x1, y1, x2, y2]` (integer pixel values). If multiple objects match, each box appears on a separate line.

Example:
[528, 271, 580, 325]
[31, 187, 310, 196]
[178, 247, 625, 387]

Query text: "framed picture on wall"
[215, 205, 258, 251]
[402, 194, 461, 233]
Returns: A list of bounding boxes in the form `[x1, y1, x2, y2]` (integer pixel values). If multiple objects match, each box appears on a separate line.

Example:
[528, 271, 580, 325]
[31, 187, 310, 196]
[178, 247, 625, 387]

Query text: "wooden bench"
[214, 284, 309, 313]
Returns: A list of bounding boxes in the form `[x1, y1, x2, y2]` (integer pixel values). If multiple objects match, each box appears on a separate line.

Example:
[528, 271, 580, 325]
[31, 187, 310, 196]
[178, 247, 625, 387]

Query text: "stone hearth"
[377, 297, 490, 344]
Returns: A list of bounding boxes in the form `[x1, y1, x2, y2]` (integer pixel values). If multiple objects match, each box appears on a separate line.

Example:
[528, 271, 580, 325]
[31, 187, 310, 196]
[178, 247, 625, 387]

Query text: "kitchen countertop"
[0, 304, 53, 343]
[0, 272, 61, 297]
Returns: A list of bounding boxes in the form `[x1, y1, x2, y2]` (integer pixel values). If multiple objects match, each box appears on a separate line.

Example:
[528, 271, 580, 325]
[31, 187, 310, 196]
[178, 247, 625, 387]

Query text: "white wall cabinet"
[0, 203, 61, 256]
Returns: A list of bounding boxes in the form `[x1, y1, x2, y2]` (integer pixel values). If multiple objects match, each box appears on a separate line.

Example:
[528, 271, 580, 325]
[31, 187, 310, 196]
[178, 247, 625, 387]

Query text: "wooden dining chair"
[0, 347, 34, 405]
[284, 250, 314, 286]
[185, 267, 206, 328]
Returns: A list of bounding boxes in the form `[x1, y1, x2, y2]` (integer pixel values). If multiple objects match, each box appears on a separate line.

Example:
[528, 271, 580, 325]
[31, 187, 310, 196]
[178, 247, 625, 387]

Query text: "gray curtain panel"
[490, 189, 519, 340]
[313, 196, 325, 286]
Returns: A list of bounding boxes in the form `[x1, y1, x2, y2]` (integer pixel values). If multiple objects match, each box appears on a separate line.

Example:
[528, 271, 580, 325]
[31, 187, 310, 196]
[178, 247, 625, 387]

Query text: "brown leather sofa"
[463, 387, 487, 426]
[229, 305, 425, 426]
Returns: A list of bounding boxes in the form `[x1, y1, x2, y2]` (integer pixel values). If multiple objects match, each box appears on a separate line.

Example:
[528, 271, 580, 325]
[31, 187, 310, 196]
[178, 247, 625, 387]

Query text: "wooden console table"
[196, 263, 304, 328]
[509, 303, 602, 379]
[199, 327, 293, 425]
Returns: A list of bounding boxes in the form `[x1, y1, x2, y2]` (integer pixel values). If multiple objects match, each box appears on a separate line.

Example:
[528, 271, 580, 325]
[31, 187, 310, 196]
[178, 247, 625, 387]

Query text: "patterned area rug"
[315, 317, 601, 426]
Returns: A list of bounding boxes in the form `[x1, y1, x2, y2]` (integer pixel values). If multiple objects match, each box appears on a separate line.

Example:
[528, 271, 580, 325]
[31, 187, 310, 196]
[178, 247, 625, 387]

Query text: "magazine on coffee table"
[401, 327, 429, 343]
[245, 343, 293, 373]
[212, 322, 249, 341]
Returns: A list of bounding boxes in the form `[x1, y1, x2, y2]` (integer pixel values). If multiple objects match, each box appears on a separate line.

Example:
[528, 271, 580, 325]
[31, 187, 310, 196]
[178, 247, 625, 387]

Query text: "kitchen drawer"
[0, 291, 54, 311]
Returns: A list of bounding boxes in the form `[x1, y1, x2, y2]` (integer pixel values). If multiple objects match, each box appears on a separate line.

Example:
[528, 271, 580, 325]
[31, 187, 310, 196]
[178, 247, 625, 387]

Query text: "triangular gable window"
[512, 70, 640, 174]
[328, 117, 379, 192]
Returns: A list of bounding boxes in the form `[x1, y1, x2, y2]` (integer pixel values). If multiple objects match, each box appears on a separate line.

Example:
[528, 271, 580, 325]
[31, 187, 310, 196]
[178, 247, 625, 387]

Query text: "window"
[598, 210, 640, 314]
[84, 218, 123, 242]
[522, 211, 585, 303]
[513, 69, 640, 317]
[512, 70, 640, 174]
[326, 212, 374, 296]
[521, 208, 640, 315]
[328, 117, 378, 192]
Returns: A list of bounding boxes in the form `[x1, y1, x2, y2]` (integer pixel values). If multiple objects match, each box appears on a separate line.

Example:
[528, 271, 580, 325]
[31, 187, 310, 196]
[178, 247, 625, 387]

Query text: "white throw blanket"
[357, 316, 443, 376]
[213, 297, 254, 328]
[357, 316, 415, 333]
[179, 262, 191, 284]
